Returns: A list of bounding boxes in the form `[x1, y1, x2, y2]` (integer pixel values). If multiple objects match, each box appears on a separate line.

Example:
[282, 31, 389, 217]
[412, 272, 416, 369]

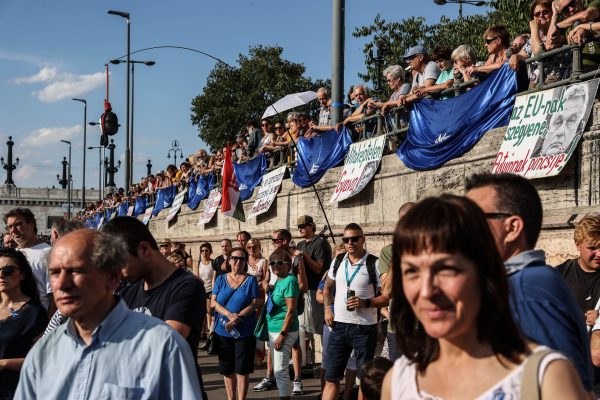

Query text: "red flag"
[221, 145, 234, 213]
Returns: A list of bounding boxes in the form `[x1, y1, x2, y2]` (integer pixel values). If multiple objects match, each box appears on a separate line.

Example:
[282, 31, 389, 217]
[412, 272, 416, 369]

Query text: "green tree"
[190, 46, 324, 150]
[353, 6, 530, 92]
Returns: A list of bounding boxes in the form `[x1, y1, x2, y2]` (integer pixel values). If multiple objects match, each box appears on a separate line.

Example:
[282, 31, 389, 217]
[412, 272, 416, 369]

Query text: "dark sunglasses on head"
[484, 37, 498, 44]
[229, 256, 246, 262]
[269, 260, 290, 267]
[342, 235, 362, 244]
[0, 265, 19, 276]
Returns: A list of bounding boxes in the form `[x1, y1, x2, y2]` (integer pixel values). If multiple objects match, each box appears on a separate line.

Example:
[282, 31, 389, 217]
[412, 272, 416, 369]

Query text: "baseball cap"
[403, 45, 427, 60]
[297, 215, 314, 226]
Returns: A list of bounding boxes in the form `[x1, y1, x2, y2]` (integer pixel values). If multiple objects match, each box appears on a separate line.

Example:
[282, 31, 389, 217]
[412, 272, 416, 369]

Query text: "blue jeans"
[325, 322, 377, 382]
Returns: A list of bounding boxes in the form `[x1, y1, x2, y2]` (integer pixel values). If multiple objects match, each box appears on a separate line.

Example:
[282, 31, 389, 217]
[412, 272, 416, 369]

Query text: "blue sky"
[0, 0, 490, 190]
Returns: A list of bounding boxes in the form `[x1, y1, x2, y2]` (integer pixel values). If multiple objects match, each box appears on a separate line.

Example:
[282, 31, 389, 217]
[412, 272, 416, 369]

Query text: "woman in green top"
[265, 249, 299, 400]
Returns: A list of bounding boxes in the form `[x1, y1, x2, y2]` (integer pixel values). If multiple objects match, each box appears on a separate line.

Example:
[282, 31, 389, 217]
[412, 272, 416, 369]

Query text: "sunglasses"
[275, 126, 283, 129]
[534, 9, 551, 17]
[298, 224, 307, 229]
[229, 256, 246, 263]
[342, 236, 362, 244]
[484, 212, 513, 220]
[0, 265, 19, 276]
[271, 238, 283, 243]
[269, 260, 290, 267]
[261, 123, 270, 126]
[484, 37, 498, 44]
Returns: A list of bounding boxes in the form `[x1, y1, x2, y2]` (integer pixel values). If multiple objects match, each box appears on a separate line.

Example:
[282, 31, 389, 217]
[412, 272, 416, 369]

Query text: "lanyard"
[345, 258, 363, 288]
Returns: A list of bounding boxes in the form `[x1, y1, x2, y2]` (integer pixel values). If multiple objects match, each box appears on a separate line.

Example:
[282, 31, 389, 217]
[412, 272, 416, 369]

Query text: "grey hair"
[562, 83, 588, 105]
[353, 84, 369, 97]
[287, 112, 299, 122]
[451, 45, 476, 65]
[317, 87, 329, 97]
[90, 230, 128, 274]
[51, 219, 85, 238]
[383, 65, 405, 82]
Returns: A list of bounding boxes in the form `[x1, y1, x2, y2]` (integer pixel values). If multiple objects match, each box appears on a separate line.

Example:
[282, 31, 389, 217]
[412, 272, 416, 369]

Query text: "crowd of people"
[1, 170, 600, 400]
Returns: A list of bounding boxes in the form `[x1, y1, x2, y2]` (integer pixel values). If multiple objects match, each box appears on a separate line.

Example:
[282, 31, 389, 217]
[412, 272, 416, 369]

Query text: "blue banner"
[292, 127, 353, 188]
[133, 196, 147, 217]
[153, 185, 177, 216]
[93, 213, 102, 229]
[397, 63, 517, 170]
[117, 201, 129, 216]
[105, 208, 113, 222]
[84, 217, 94, 229]
[188, 173, 215, 210]
[234, 153, 268, 201]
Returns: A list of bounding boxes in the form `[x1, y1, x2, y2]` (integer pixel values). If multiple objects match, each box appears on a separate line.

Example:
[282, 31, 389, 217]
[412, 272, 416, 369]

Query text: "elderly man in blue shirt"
[14, 229, 202, 399]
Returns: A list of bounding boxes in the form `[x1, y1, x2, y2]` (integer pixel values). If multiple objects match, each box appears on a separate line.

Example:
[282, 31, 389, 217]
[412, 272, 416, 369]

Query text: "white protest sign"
[247, 166, 287, 219]
[166, 190, 187, 222]
[142, 206, 154, 225]
[330, 135, 385, 202]
[492, 79, 599, 179]
[198, 189, 221, 225]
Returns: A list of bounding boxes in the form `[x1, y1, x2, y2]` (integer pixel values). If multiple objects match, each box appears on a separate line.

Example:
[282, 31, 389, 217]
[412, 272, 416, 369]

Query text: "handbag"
[206, 276, 246, 355]
[254, 289, 270, 342]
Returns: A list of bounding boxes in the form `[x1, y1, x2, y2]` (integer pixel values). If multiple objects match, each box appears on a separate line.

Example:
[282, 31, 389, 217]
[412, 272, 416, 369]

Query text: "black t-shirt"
[120, 268, 206, 361]
[0, 301, 48, 395]
[297, 236, 332, 290]
[557, 258, 600, 312]
[212, 255, 229, 276]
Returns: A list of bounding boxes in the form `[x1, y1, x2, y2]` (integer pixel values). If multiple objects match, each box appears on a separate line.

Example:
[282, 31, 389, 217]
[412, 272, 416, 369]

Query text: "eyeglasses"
[229, 256, 246, 263]
[484, 37, 498, 44]
[269, 260, 290, 267]
[0, 265, 19, 277]
[271, 238, 283, 243]
[533, 9, 551, 17]
[261, 123, 270, 126]
[275, 126, 283, 129]
[297, 224, 307, 229]
[484, 212, 513, 220]
[342, 236, 363, 244]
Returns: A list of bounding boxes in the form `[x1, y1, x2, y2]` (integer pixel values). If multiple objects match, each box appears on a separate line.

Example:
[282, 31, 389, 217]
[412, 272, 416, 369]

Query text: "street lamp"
[60, 140, 72, 219]
[146, 159, 152, 176]
[367, 37, 388, 95]
[110, 58, 155, 187]
[433, 0, 488, 18]
[107, 9, 131, 190]
[88, 145, 105, 200]
[1, 136, 19, 186]
[73, 98, 87, 208]
[167, 140, 183, 167]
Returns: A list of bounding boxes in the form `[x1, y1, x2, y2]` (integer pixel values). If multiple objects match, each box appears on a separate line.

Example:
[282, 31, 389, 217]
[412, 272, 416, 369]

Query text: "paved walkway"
[199, 349, 324, 400]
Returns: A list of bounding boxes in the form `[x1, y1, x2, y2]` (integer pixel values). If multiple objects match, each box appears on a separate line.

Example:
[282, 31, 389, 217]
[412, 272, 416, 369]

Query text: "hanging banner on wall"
[491, 79, 599, 179]
[330, 135, 385, 203]
[198, 189, 222, 225]
[142, 206, 154, 225]
[248, 166, 287, 219]
[127, 205, 134, 216]
[166, 190, 187, 222]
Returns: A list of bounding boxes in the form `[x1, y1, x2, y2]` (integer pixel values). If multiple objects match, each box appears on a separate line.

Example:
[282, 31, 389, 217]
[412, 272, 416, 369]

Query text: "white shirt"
[327, 251, 380, 325]
[20, 242, 52, 309]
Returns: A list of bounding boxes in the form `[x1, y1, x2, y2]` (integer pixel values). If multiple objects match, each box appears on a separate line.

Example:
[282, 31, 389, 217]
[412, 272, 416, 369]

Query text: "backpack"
[332, 252, 379, 296]
[292, 255, 306, 315]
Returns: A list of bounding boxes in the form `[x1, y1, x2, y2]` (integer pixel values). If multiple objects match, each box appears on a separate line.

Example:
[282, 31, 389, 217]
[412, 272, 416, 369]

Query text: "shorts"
[300, 290, 324, 335]
[325, 322, 377, 382]
[217, 334, 256, 375]
[321, 324, 356, 370]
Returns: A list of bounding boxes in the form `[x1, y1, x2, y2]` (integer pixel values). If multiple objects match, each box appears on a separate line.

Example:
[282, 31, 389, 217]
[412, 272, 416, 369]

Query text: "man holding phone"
[322, 223, 389, 400]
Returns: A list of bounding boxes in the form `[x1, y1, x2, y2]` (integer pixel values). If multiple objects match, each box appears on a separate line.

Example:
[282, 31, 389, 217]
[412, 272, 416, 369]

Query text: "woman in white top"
[199, 242, 215, 338]
[381, 195, 588, 400]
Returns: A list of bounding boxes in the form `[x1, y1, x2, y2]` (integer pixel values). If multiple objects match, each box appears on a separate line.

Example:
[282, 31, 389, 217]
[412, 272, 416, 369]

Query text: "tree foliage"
[190, 46, 325, 150]
[352, 3, 531, 91]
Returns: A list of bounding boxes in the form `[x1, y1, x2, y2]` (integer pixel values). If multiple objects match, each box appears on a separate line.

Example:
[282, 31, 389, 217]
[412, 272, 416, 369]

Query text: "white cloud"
[0, 49, 48, 67]
[21, 125, 80, 148]
[33, 71, 105, 102]
[12, 66, 58, 84]
[14, 164, 41, 182]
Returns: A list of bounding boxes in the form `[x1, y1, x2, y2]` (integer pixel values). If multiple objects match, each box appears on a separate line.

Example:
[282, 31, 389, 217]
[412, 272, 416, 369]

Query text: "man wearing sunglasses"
[4, 208, 53, 312]
[321, 223, 388, 400]
[555, 0, 600, 72]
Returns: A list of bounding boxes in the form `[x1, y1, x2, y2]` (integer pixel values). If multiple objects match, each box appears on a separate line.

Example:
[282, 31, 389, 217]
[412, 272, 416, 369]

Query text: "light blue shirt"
[15, 298, 202, 399]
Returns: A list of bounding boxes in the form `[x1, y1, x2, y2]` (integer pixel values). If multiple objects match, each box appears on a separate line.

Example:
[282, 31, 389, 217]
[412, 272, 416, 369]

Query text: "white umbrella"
[262, 90, 317, 119]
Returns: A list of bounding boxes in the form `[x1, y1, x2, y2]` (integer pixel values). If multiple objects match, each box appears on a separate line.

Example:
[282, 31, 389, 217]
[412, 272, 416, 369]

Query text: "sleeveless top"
[248, 257, 266, 283]
[198, 260, 214, 293]
[391, 346, 566, 400]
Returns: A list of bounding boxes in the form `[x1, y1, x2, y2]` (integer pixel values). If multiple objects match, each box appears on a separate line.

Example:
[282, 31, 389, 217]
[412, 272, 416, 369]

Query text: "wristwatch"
[280, 331, 287, 337]
[365, 298, 372, 308]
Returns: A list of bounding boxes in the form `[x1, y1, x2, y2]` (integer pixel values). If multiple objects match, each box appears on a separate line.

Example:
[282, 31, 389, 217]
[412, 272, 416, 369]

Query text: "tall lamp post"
[146, 159, 152, 176]
[107, 9, 131, 190]
[110, 59, 155, 186]
[60, 140, 72, 219]
[106, 139, 121, 189]
[57, 157, 69, 189]
[367, 38, 388, 95]
[72, 98, 87, 208]
[432, 0, 488, 18]
[167, 140, 183, 166]
[1, 136, 19, 186]
[88, 145, 105, 200]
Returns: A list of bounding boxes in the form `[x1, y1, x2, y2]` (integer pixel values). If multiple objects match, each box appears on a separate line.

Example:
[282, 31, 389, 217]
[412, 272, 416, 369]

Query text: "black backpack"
[332, 253, 379, 296]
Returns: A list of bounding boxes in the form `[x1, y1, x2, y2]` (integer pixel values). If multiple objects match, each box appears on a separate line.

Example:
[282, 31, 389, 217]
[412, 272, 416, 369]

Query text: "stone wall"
[149, 105, 600, 266]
